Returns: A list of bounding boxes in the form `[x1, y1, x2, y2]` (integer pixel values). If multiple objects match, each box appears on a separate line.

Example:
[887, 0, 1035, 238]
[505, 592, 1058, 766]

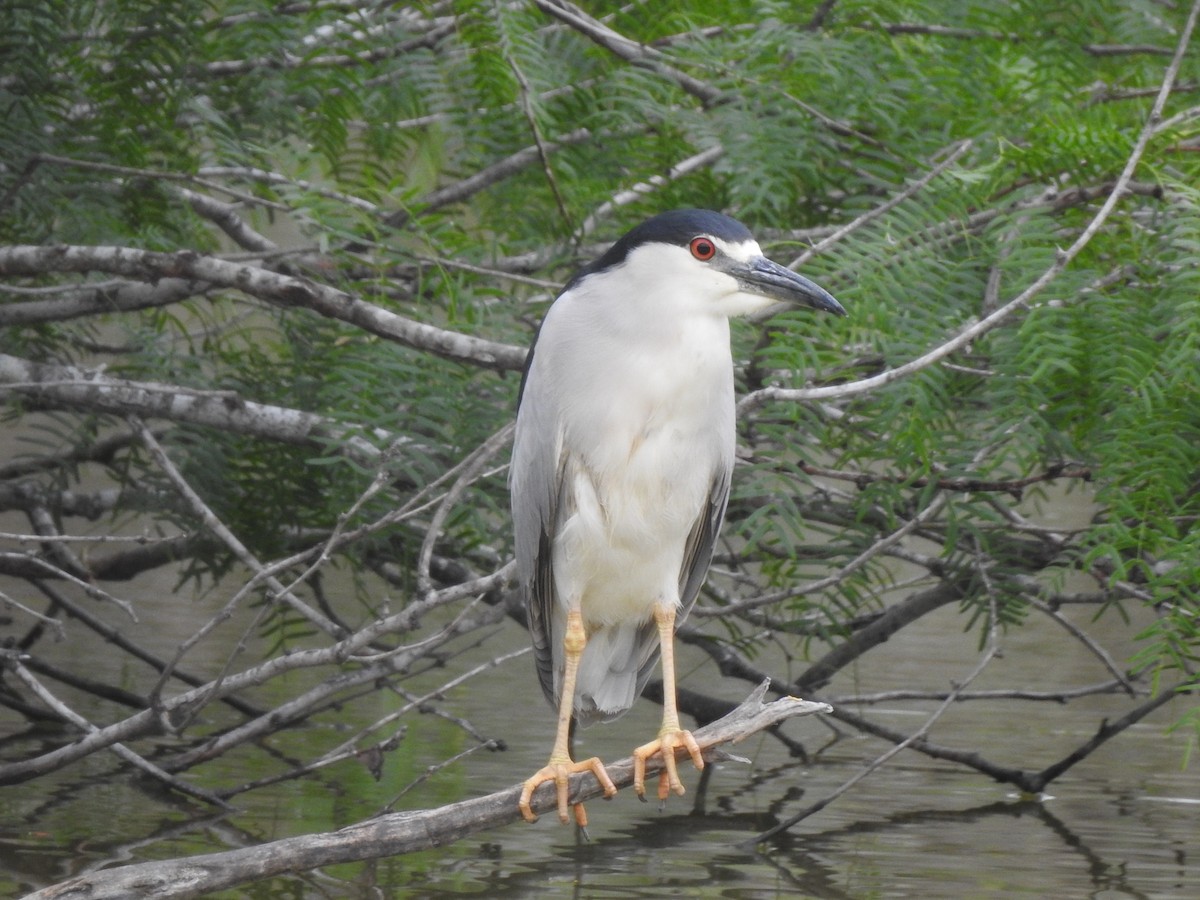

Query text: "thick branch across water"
[21, 683, 827, 900]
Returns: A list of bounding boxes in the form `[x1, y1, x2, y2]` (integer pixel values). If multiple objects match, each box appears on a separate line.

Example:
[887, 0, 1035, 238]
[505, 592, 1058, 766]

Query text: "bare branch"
[0, 352, 390, 462]
[29, 580, 265, 719]
[533, 0, 723, 106]
[0, 589, 64, 637]
[0, 583, 499, 786]
[385, 126, 594, 227]
[0, 551, 136, 620]
[131, 417, 344, 644]
[1083, 42, 1174, 56]
[1027, 681, 1187, 789]
[1031, 599, 1137, 694]
[696, 493, 949, 618]
[0, 278, 208, 327]
[20, 683, 829, 900]
[825, 680, 1135, 705]
[822, 677, 1189, 797]
[792, 580, 964, 694]
[176, 187, 278, 253]
[795, 460, 1092, 496]
[784, 140, 974, 270]
[416, 424, 514, 599]
[199, 18, 455, 78]
[883, 22, 1020, 41]
[159, 615, 483, 774]
[0, 245, 527, 371]
[3, 653, 233, 809]
[197, 164, 379, 212]
[755, 637, 1000, 842]
[575, 145, 725, 239]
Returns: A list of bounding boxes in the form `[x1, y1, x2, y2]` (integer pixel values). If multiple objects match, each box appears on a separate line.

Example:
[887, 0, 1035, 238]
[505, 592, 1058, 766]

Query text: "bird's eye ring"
[689, 237, 716, 261]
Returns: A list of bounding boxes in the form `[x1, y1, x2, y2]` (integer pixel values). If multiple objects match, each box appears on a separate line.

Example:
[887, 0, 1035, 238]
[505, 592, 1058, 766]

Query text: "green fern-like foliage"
[2, 0, 1198, 729]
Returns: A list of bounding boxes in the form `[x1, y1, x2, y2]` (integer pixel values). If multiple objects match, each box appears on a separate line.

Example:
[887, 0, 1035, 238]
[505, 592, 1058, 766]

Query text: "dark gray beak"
[734, 256, 846, 316]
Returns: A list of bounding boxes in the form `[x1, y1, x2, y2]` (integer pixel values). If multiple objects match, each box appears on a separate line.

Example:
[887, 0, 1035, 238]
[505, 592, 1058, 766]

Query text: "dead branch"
[4, 653, 233, 809]
[532, 0, 723, 107]
[796, 461, 1093, 497]
[385, 126, 594, 227]
[0, 591, 498, 786]
[0, 246, 527, 371]
[756, 623, 1002, 842]
[0, 277, 208, 327]
[19, 682, 829, 900]
[0, 351, 390, 463]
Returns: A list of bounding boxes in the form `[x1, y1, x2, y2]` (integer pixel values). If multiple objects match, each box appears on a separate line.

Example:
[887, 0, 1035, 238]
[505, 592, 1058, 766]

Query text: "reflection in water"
[3, 692, 1197, 898]
[3, 521, 1198, 897]
[334, 787, 1189, 899]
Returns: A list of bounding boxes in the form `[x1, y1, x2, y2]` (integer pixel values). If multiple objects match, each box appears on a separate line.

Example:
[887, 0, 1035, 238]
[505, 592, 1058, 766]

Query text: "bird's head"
[575, 208, 846, 320]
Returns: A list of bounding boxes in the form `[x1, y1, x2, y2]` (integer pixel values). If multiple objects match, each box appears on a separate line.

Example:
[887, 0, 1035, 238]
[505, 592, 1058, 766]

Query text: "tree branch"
[4, 653, 234, 809]
[0, 245, 527, 371]
[385, 126, 594, 227]
[20, 683, 829, 900]
[0, 352, 389, 462]
[533, 0, 724, 107]
[796, 460, 1092, 497]
[0, 277, 209, 327]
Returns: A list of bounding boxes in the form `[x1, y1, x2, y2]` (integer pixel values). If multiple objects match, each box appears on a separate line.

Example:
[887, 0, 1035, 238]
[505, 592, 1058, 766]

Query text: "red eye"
[689, 236, 716, 261]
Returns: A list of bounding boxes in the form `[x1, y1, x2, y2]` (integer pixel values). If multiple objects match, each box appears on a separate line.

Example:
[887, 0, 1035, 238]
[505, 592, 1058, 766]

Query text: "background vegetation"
[2, 0, 1198, 894]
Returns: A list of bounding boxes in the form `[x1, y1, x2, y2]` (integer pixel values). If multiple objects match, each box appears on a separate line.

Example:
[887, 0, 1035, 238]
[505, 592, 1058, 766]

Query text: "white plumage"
[511, 209, 843, 824]
[514, 239, 743, 723]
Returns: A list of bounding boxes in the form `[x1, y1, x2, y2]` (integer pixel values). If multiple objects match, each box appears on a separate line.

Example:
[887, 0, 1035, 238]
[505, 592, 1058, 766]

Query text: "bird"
[510, 208, 845, 826]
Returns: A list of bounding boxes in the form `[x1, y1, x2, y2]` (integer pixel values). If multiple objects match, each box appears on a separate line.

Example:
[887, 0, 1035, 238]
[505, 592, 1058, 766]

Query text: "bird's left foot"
[519, 755, 617, 825]
[632, 728, 704, 802]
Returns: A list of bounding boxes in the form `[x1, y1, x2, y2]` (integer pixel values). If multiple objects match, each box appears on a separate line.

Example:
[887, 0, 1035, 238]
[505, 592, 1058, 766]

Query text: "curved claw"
[518, 756, 617, 824]
[632, 729, 704, 801]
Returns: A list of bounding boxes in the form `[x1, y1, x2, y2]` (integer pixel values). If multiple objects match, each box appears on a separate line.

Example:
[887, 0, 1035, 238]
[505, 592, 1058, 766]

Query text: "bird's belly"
[555, 424, 717, 628]
[551, 319, 734, 628]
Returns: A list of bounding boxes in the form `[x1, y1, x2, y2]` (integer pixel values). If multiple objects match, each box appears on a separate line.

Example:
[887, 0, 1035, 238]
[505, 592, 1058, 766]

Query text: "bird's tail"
[572, 618, 660, 727]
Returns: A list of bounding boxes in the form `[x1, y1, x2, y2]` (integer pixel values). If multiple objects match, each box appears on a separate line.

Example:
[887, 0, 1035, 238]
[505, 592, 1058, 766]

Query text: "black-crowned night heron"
[511, 208, 845, 825]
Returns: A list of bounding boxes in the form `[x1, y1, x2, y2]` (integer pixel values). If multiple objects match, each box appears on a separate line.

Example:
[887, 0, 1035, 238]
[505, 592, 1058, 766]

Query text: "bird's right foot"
[518, 755, 617, 824]
[632, 727, 704, 802]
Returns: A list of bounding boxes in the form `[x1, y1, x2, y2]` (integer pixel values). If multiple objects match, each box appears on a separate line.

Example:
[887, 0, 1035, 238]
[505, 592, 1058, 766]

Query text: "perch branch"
[20, 683, 828, 900]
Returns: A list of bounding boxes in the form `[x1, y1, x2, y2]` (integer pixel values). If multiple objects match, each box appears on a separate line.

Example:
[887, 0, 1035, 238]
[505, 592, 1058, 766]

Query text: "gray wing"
[510, 335, 565, 710]
[678, 470, 731, 622]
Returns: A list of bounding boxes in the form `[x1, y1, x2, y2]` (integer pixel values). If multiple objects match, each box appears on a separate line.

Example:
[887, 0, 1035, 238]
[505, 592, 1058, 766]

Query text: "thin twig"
[825, 679, 1134, 705]
[131, 417, 342, 644]
[3, 653, 233, 809]
[783, 140, 973, 270]
[0, 552, 136, 620]
[753, 548, 1003, 842]
[1031, 599, 1137, 694]
[575, 145, 726, 239]
[696, 493, 948, 617]
[0, 590, 65, 638]
[382, 740, 500, 812]
[416, 424, 514, 600]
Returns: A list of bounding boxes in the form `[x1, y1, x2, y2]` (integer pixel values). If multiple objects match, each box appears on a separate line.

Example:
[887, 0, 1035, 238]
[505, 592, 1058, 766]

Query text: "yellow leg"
[519, 609, 617, 824]
[632, 604, 704, 801]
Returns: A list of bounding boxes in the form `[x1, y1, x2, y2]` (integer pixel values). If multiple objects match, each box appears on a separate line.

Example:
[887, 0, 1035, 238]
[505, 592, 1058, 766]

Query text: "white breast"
[540, 281, 736, 626]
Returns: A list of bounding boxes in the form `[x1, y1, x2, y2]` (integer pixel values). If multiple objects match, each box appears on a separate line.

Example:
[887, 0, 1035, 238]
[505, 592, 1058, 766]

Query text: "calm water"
[3, 595, 1197, 898]
[2, 502, 1198, 897]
